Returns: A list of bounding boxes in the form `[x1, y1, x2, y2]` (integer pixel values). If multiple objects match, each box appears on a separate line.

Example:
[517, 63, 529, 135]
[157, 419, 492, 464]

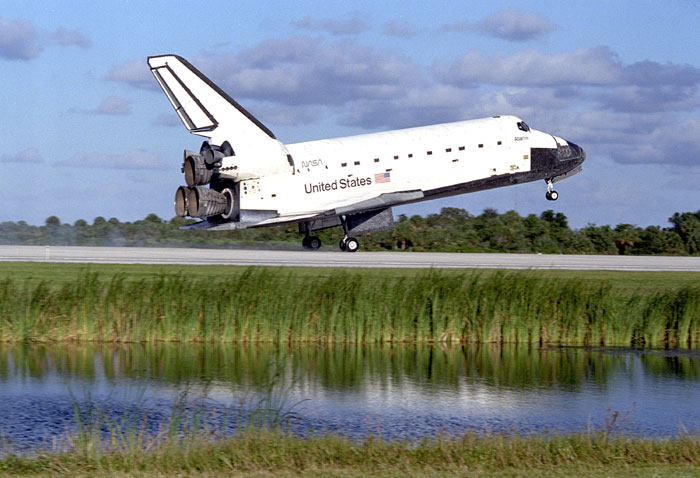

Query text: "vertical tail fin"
[147, 54, 276, 143]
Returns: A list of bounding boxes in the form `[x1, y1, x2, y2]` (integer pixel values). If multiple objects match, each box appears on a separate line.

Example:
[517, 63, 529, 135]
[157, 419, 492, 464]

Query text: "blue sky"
[1, 1, 699, 228]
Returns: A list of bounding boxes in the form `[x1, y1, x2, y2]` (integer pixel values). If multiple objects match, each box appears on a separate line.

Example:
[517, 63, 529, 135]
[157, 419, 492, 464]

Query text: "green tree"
[613, 224, 641, 255]
[540, 210, 568, 229]
[523, 214, 547, 242]
[634, 226, 682, 255]
[144, 213, 162, 223]
[540, 210, 578, 252]
[669, 211, 700, 254]
[581, 224, 617, 254]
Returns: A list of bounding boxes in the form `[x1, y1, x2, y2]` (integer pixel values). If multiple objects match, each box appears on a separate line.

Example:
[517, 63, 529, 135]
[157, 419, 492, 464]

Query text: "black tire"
[308, 236, 322, 250]
[345, 237, 359, 252]
[339, 237, 347, 251]
[301, 236, 311, 249]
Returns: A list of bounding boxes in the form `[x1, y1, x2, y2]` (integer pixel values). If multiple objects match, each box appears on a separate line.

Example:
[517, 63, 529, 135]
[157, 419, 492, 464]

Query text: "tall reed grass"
[1, 269, 699, 347]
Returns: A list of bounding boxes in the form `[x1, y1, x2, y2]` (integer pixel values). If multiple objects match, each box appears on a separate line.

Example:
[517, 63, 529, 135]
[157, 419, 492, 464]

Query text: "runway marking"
[2, 245, 700, 271]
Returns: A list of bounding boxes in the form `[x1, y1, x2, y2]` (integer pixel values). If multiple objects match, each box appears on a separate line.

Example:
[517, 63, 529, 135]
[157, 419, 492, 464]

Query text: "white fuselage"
[221, 115, 561, 219]
[148, 54, 584, 246]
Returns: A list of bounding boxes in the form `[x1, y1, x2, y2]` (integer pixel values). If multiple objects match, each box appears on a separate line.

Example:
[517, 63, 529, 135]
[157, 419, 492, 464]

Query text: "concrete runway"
[2, 245, 700, 271]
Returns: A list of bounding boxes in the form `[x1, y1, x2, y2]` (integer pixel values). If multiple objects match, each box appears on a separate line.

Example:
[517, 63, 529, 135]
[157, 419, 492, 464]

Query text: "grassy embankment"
[2, 263, 700, 476]
[2, 263, 700, 346]
[2, 427, 700, 477]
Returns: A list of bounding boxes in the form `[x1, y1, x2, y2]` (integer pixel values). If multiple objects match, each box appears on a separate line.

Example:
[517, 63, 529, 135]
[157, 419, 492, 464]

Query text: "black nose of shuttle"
[558, 141, 585, 166]
[569, 142, 585, 164]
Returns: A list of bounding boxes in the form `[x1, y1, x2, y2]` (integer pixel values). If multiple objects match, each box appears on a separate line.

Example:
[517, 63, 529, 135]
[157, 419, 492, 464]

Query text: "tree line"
[2, 208, 700, 255]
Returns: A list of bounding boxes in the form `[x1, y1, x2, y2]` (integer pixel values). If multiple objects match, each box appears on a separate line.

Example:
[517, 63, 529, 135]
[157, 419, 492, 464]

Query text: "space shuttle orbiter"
[148, 54, 585, 252]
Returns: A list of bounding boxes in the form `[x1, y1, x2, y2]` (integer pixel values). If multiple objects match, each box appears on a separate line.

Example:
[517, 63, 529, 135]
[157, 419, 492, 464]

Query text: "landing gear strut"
[339, 216, 359, 252]
[545, 179, 559, 201]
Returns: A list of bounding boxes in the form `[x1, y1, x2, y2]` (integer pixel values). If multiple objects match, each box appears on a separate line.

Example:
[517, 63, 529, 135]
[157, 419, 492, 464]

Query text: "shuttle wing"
[332, 190, 424, 215]
[147, 55, 276, 143]
[182, 190, 424, 231]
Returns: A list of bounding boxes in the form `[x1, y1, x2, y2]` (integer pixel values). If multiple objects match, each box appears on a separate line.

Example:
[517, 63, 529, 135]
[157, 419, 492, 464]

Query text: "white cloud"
[442, 8, 558, 41]
[85, 96, 132, 115]
[608, 116, 700, 166]
[474, 8, 558, 41]
[0, 17, 41, 60]
[198, 37, 423, 106]
[623, 60, 700, 87]
[337, 84, 475, 130]
[382, 21, 416, 38]
[114, 37, 423, 106]
[434, 47, 622, 87]
[49, 27, 91, 48]
[597, 85, 700, 113]
[106, 58, 157, 90]
[244, 103, 321, 126]
[1, 148, 43, 164]
[0, 18, 91, 60]
[553, 110, 700, 167]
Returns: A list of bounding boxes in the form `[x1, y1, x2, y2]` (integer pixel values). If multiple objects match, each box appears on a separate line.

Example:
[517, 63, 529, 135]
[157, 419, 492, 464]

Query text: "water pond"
[1, 343, 699, 451]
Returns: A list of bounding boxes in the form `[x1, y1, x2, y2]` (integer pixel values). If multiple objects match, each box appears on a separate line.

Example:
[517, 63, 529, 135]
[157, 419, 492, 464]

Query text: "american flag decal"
[374, 172, 391, 183]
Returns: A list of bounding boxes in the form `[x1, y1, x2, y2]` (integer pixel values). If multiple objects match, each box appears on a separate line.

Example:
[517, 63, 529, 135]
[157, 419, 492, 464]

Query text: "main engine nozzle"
[174, 186, 237, 219]
[187, 186, 227, 218]
[183, 150, 213, 187]
[174, 186, 189, 217]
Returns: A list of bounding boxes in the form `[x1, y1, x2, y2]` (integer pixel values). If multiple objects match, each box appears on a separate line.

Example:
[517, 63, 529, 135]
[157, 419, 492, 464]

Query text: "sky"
[1, 1, 699, 229]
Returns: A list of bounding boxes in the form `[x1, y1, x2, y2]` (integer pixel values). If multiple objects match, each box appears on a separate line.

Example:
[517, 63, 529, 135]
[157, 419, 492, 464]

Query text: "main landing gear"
[338, 236, 359, 252]
[300, 216, 361, 252]
[302, 235, 321, 250]
[301, 233, 359, 252]
[545, 179, 559, 201]
[338, 215, 359, 253]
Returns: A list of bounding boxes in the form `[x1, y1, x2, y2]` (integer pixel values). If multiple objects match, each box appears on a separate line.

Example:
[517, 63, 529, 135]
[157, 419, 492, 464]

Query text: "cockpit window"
[517, 121, 530, 132]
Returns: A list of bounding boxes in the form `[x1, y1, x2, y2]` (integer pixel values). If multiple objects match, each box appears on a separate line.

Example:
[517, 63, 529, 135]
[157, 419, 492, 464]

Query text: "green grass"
[2, 429, 700, 477]
[3, 262, 700, 294]
[5, 468, 699, 478]
[1, 263, 700, 346]
[3, 468, 700, 477]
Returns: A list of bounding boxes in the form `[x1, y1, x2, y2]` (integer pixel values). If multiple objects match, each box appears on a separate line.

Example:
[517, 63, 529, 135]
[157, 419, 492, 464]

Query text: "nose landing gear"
[545, 179, 559, 201]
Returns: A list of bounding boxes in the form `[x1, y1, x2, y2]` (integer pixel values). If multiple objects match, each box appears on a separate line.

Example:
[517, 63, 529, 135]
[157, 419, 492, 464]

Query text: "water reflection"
[1, 343, 700, 449]
[0, 343, 640, 388]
